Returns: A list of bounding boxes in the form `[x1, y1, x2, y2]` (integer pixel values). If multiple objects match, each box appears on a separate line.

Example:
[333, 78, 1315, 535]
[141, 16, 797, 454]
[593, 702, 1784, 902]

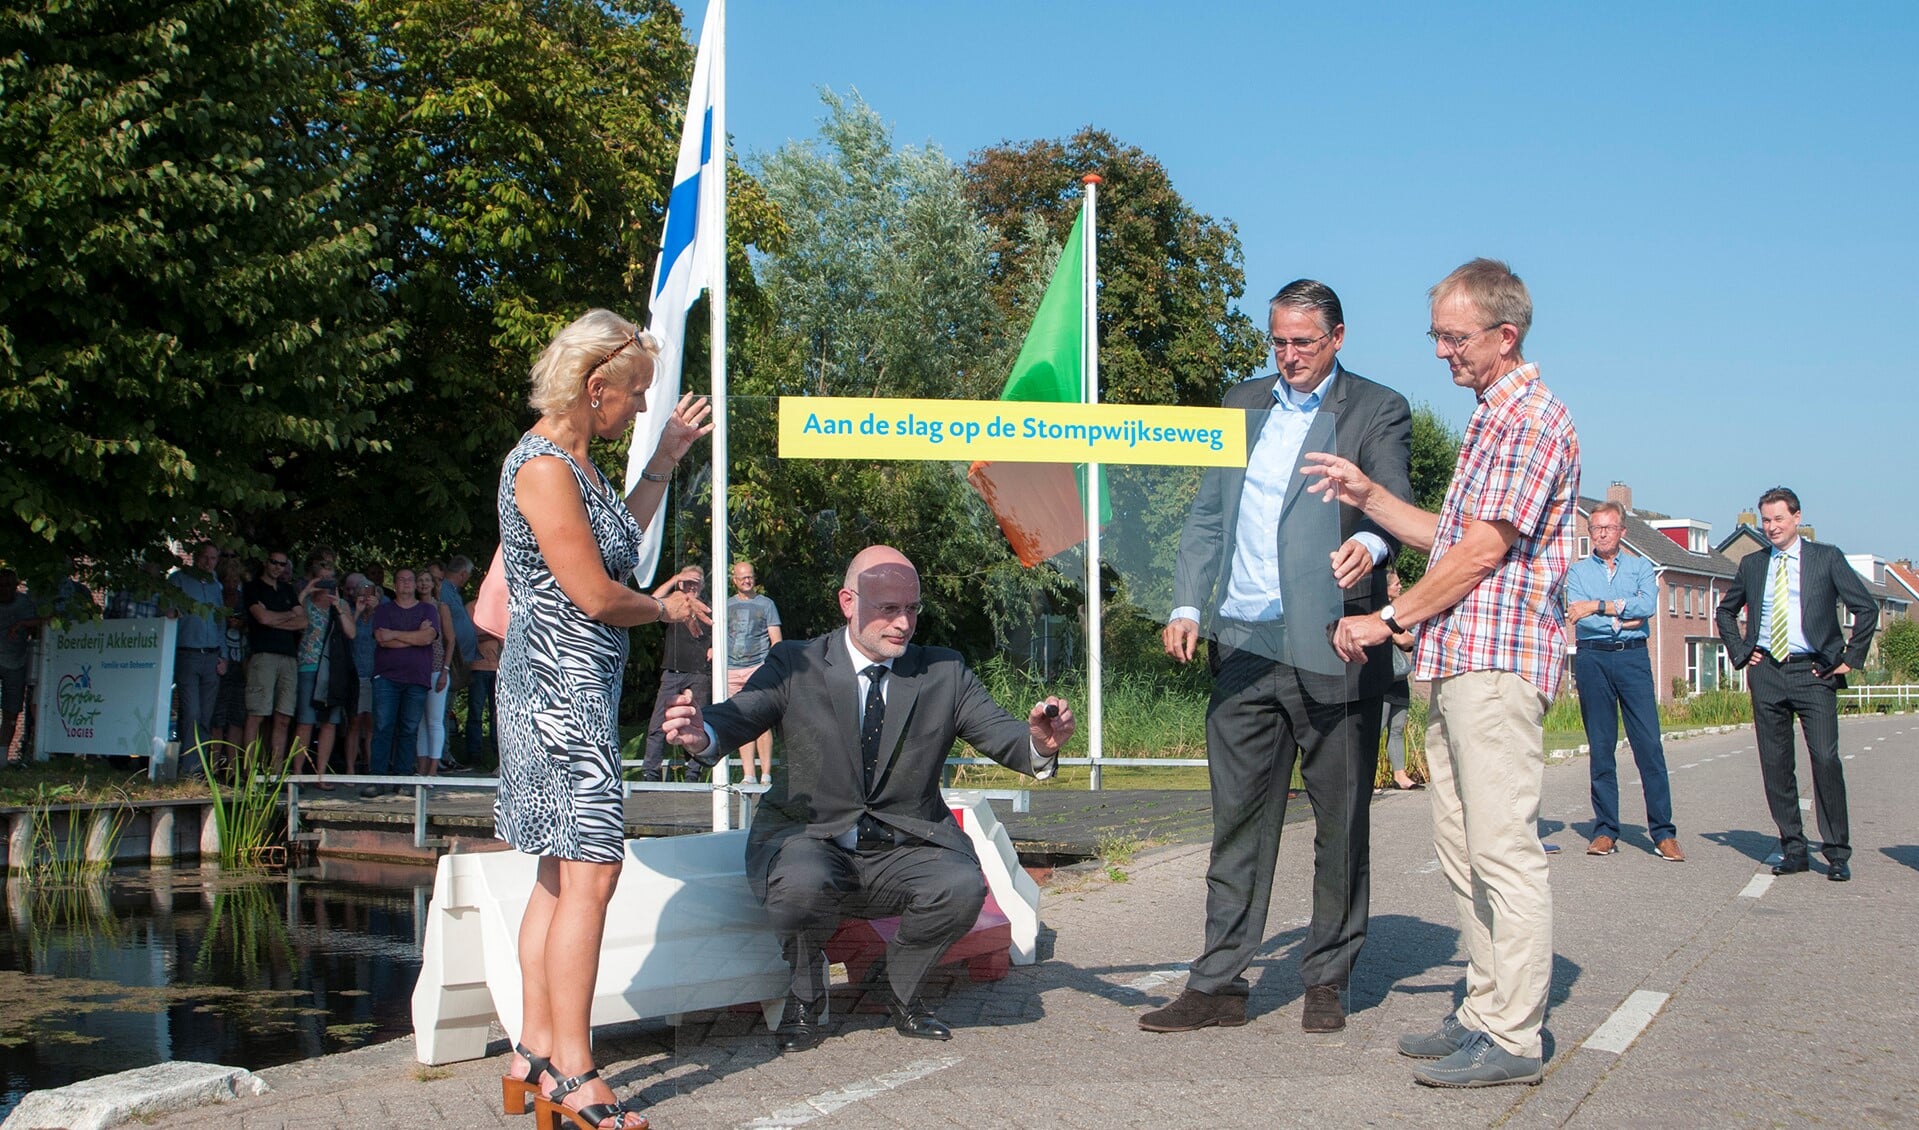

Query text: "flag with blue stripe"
[628, 0, 723, 583]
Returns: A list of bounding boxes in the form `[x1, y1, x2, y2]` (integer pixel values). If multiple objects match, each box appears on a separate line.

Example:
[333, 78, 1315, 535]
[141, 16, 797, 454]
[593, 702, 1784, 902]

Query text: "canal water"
[0, 859, 432, 1118]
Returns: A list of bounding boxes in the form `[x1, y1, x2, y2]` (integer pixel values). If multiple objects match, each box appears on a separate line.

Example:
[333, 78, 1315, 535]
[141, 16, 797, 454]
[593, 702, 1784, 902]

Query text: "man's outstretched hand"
[1028, 697, 1076, 753]
[661, 689, 710, 754]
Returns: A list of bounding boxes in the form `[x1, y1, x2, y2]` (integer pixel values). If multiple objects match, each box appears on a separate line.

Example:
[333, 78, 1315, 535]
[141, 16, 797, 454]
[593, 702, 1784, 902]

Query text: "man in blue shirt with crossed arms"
[1563, 500, 1681, 861]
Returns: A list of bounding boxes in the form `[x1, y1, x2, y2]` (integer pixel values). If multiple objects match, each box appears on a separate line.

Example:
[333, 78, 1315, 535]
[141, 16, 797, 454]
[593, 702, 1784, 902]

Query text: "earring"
[591, 398, 601, 409]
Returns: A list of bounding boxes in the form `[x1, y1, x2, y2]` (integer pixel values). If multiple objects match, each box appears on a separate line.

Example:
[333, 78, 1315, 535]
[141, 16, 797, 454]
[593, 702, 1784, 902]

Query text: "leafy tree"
[0, 0, 401, 594]
[749, 89, 1005, 402]
[273, 0, 783, 560]
[733, 90, 1073, 656]
[963, 127, 1269, 410]
[1880, 617, 1919, 683]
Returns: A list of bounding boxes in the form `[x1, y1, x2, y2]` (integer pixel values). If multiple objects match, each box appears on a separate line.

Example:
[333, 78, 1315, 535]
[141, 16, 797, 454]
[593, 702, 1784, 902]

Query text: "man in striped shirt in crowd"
[1304, 257, 1580, 1089]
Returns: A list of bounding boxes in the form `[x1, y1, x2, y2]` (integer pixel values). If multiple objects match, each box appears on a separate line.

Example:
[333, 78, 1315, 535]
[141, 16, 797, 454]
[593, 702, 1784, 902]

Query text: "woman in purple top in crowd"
[362, 566, 438, 796]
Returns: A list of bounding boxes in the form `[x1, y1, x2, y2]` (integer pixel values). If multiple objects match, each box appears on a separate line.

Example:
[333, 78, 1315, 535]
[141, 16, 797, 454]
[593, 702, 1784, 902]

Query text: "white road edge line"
[741, 1056, 963, 1129]
[1740, 873, 1775, 899]
[1583, 990, 1671, 1054]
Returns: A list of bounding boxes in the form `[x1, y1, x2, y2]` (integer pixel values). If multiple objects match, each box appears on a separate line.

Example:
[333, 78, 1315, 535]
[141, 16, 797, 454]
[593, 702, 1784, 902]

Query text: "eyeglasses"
[851, 591, 922, 619]
[1587, 525, 1622, 533]
[1425, 325, 1503, 352]
[268, 558, 291, 567]
[1269, 330, 1332, 355]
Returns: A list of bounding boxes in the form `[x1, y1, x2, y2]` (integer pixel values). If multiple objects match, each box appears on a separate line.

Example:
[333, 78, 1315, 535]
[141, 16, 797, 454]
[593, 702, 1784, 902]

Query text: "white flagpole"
[706, 0, 731, 832]
[1081, 174, 1103, 790]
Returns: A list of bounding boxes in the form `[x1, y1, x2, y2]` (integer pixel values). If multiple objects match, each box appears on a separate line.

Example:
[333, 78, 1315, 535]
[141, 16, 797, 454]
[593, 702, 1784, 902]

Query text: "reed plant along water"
[203, 740, 293, 869]
[20, 782, 130, 882]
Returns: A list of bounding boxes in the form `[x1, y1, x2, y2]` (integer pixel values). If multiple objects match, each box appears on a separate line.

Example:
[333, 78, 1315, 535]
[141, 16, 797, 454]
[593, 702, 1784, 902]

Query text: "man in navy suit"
[1715, 487, 1877, 881]
[665, 545, 1075, 1050]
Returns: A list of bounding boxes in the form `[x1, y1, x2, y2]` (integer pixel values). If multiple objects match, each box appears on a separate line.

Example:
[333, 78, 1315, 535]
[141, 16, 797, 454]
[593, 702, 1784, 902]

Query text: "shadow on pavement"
[1879, 844, 1919, 873]
[1700, 827, 1780, 863]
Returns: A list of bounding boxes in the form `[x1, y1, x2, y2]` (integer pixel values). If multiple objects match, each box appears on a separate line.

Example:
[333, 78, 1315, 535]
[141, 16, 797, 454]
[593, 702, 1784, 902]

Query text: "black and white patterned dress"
[494, 432, 641, 863]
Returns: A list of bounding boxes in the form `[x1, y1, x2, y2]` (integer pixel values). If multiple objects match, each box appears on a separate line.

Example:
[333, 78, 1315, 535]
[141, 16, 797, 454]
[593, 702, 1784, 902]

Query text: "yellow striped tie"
[1768, 553, 1790, 658]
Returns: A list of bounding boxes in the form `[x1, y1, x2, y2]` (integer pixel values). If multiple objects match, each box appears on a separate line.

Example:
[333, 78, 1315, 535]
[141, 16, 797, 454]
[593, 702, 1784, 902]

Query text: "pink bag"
[473, 543, 509, 639]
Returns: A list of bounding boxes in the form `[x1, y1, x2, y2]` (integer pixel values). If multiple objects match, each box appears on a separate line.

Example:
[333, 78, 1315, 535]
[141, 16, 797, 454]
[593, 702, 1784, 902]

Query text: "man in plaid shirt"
[1303, 258, 1580, 1088]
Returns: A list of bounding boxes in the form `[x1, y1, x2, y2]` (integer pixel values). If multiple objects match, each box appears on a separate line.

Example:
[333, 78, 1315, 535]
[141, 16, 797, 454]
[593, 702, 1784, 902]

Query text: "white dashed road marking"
[1740, 874, 1775, 899]
[1584, 990, 1672, 1053]
[741, 1057, 963, 1128]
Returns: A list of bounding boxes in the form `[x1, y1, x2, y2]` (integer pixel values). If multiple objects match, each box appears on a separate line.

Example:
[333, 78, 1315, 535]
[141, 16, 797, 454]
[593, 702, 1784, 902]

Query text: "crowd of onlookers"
[0, 546, 500, 790]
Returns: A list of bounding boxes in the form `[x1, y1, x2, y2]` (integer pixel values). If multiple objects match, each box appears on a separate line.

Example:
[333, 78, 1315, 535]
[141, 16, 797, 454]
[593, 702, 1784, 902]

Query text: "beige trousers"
[1424, 670, 1553, 1058]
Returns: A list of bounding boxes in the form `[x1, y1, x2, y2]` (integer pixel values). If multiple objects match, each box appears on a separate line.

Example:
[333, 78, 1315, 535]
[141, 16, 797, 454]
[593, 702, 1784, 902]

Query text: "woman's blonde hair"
[527, 308, 663, 416]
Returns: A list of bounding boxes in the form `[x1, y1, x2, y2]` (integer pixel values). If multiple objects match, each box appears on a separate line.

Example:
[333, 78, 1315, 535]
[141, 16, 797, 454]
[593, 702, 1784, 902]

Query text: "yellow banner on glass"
[777, 397, 1246, 467]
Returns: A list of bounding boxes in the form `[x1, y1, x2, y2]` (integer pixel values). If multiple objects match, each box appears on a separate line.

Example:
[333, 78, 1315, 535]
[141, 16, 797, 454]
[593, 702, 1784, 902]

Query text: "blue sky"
[687, 1, 1917, 560]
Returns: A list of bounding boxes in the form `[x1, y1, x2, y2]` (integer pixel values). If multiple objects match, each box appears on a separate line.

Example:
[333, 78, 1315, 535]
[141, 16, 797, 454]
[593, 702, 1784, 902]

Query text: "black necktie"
[860, 665, 887, 785]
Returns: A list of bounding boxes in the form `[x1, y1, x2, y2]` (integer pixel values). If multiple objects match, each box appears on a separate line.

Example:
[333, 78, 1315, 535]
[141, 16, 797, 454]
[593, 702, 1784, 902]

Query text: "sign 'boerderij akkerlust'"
[38, 617, 178, 757]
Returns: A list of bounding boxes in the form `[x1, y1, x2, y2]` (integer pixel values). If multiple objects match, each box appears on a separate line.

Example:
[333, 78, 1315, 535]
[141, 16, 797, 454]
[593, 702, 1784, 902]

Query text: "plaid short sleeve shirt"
[1413, 363, 1581, 699]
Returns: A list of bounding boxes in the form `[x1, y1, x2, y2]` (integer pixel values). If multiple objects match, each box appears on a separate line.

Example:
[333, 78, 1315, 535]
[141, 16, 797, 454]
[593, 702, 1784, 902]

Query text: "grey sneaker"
[1397, 1014, 1472, 1059]
[1412, 1031, 1543, 1088]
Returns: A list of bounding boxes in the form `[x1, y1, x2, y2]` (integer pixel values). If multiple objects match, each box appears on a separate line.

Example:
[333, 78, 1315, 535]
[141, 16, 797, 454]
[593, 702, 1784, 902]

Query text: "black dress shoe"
[1772, 858, 1809, 875]
[1828, 861, 1851, 882]
[887, 996, 952, 1041]
[774, 996, 825, 1052]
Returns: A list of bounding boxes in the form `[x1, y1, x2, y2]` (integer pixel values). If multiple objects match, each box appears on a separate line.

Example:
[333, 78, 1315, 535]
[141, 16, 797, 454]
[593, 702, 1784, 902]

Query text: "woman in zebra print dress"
[495, 309, 711, 1130]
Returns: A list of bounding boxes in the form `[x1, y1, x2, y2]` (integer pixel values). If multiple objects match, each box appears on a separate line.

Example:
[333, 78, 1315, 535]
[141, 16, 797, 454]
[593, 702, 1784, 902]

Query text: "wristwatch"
[1379, 603, 1406, 634]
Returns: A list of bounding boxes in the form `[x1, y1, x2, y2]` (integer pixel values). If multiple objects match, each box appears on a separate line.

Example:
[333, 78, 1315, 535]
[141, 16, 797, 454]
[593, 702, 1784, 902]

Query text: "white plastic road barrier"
[411, 793, 1041, 1064]
[944, 790, 1041, 964]
[411, 830, 788, 1065]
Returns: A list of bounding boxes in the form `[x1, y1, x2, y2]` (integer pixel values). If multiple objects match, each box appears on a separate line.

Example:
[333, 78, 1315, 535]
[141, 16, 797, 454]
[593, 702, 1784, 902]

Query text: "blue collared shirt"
[167, 568, 226, 649]
[1562, 551, 1656, 642]
[1755, 539, 1811, 656]
[1169, 366, 1386, 626]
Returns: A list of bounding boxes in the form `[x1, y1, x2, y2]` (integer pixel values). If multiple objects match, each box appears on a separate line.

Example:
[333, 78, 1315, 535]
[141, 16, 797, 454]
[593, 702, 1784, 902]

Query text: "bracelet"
[639, 468, 670, 482]
[647, 592, 666, 621]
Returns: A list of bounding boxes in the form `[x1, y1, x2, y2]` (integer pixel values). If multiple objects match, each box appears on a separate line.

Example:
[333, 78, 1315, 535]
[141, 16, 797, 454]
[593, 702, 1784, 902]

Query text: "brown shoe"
[1302, 984, 1345, 1033]
[1139, 988, 1248, 1032]
[1586, 835, 1618, 856]
[1654, 838, 1686, 862]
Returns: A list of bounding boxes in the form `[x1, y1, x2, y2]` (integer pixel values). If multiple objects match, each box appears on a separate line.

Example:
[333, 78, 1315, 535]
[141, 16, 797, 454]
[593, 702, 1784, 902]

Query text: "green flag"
[970, 209, 1108, 565]
[1000, 211, 1084, 403]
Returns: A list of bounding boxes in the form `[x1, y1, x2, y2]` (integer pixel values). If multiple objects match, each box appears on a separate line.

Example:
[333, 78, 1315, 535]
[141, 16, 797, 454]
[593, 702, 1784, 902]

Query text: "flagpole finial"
[1081, 174, 1102, 185]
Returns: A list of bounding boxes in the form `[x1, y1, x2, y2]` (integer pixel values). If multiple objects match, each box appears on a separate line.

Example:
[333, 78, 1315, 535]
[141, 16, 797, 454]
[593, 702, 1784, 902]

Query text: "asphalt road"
[139, 711, 1918, 1128]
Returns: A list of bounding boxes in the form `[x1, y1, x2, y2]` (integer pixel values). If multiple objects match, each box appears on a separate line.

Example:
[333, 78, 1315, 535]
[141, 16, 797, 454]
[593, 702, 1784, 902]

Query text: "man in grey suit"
[1715, 487, 1877, 881]
[664, 545, 1075, 1050]
[1143, 279, 1412, 1035]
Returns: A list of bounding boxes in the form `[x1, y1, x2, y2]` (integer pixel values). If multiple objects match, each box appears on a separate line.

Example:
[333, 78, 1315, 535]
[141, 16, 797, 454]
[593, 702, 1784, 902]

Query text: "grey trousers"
[174, 649, 222, 776]
[761, 834, 985, 1006]
[1189, 645, 1382, 994]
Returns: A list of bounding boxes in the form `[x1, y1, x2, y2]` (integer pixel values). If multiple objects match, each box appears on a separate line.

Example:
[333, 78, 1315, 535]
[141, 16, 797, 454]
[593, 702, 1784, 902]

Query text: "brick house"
[1575, 482, 1740, 702]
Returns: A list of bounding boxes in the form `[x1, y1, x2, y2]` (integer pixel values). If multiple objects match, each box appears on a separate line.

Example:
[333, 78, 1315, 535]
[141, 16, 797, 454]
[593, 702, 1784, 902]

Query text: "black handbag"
[313, 608, 360, 714]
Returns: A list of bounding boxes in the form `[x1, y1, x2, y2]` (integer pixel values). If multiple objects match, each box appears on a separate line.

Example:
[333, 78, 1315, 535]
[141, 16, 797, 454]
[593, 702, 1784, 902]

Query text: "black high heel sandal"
[501, 1042, 551, 1116]
[534, 1068, 648, 1130]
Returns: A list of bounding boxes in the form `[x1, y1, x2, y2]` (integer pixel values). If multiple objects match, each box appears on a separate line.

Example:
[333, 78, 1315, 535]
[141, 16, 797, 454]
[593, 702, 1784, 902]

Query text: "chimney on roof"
[1606, 481, 1633, 514]
[1898, 559, 1914, 570]
[1738, 510, 1756, 527]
